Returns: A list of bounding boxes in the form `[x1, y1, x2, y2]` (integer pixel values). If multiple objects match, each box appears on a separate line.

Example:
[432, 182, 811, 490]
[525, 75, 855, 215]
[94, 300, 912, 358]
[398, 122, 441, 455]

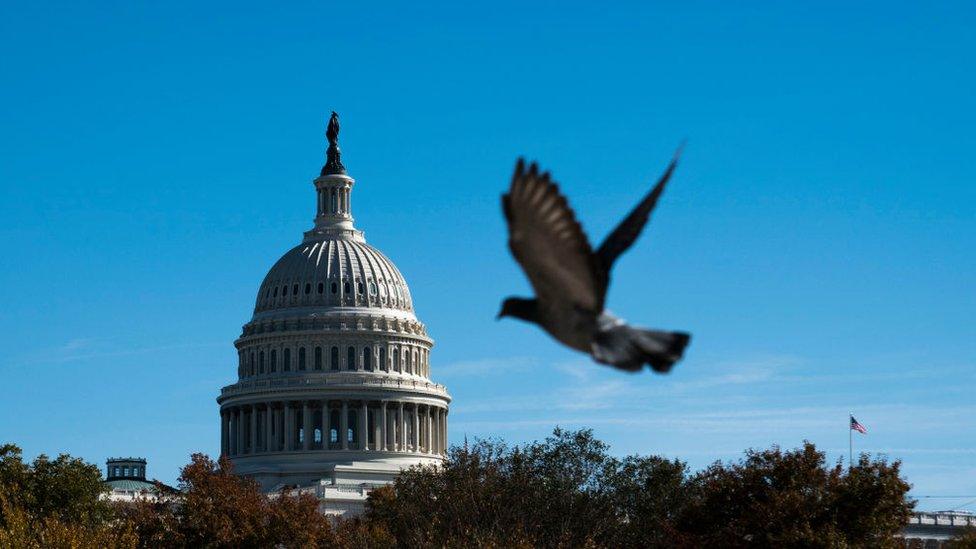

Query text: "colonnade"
[221, 399, 447, 457]
[239, 343, 430, 379]
[316, 184, 350, 219]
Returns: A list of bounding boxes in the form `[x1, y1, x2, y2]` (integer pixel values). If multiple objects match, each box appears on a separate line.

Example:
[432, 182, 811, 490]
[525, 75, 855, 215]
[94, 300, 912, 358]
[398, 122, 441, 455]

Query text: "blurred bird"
[498, 151, 690, 372]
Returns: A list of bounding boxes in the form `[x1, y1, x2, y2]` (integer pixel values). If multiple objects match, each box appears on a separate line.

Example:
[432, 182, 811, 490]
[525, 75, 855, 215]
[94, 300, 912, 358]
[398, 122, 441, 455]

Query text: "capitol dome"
[217, 113, 450, 510]
[253, 238, 415, 318]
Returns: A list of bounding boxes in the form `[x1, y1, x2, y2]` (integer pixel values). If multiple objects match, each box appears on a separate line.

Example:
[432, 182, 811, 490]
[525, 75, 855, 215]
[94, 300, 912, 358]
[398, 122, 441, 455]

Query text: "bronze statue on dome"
[322, 111, 346, 175]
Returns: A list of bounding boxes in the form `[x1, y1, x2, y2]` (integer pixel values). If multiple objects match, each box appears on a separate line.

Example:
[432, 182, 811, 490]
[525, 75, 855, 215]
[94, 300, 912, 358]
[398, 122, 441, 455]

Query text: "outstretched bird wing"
[594, 150, 681, 274]
[503, 159, 605, 313]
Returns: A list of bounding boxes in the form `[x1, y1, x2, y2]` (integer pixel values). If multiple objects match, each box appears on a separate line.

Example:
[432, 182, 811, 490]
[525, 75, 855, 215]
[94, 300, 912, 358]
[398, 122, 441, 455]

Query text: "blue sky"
[1, 2, 974, 511]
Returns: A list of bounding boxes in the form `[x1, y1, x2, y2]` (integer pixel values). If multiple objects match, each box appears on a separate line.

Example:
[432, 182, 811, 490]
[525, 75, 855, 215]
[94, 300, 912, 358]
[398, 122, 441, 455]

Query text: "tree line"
[2, 430, 972, 548]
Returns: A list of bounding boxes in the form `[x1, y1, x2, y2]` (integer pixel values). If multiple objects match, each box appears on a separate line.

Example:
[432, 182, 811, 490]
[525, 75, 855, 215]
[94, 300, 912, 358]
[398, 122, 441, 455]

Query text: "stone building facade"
[216, 113, 450, 514]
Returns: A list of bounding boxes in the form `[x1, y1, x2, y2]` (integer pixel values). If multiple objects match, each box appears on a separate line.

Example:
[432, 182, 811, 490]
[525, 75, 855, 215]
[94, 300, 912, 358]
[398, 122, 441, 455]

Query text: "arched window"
[393, 347, 400, 372]
[380, 347, 387, 371]
[283, 348, 291, 371]
[282, 285, 288, 297]
[304, 283, 311, 295]
[331, 282, 338, 294]
[344, 282, 350, 294]
[292, 283, 299, 296]
[331, 346, 339, 370]
[363, 347, 372, 371]
[298, 347, 306, 370]
[331, 188, 337, 213]
[250, 352, 255, 376]
[357, 282, 364, 295]
[369, 282, 377, 295]
[314, 428, 322, 444]
[259, 351, 265, 374]
[314, 347, 322, 370]
[270, 349, 277, 372]
[273, 287, 278, 298]
[265, 288, 270, 298]
[347, 347, 356, 370]
[413, 351, 418, 375]
[318, 282, 324, 294]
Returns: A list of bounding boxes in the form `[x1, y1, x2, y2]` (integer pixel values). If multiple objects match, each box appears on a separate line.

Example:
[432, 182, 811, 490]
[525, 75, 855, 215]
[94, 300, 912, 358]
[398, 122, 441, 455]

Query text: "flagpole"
[848, 412, 853, 471]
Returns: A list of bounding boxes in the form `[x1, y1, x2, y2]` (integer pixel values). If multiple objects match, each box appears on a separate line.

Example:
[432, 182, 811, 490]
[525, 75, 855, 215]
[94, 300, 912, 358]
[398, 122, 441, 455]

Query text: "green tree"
[0, 443, 134, 548]
[600, 454, 689, 547]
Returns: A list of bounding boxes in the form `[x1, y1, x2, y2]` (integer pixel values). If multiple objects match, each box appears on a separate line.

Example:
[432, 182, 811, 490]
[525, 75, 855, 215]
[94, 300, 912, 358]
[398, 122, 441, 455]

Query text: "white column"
[249, 406, 257, 454]
[340, 401, 349, 450]
[322, 400, 332, 450]
[442, 409, 448, 454]
[412, 405, 420, 452]
[430, 408, 437, 455]
[220, 411, 229, 456]
[264, 405, 273, 452]
[381, 401, 389, 451]
[273, 403, 281, 451]
[302, 401, 312, 451]
[398, 402, 406, 451]
[228, 410, 236, 456]
[237, 408, 245, 455]
[425, 406, 432, 453]
[284, 403, 294, 451]
[360, 400, 369, 450]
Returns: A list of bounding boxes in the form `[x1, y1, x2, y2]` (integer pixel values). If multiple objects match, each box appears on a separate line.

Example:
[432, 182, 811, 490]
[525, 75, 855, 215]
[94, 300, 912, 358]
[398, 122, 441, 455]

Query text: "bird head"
[497, 297, 538, 323]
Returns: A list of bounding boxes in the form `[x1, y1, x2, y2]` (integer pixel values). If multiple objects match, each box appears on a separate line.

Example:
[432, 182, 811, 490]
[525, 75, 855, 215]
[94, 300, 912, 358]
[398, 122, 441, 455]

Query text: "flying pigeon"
[498, 153, 690, 372]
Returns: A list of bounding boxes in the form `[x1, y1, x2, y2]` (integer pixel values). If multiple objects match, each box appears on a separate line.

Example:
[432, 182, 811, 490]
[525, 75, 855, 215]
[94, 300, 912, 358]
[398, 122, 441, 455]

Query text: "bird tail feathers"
[592, 325, 690, 373]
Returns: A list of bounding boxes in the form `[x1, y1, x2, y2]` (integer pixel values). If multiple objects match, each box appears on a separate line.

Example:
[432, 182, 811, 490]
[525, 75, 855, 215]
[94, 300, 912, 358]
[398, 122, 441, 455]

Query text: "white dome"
[254, 238, 414, 316]
[218, 114, 450, 499]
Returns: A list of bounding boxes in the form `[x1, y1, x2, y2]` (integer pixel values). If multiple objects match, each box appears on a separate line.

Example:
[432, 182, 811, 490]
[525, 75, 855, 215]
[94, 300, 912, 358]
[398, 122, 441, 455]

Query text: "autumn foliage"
[0, 430, 935, 548]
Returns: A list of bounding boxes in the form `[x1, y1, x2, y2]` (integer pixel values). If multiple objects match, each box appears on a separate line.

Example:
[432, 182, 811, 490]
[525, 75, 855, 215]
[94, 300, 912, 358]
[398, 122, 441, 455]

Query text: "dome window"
[298, 347, 306, 370]
[317, 282, 324, 294]
[363, 347, 372, 371]
[380, 347, 387, 371]
[259, 351, 265, 374]
[273, 287, 278, 298]
[369, 282, 377, 295]
[270, 350, 277, 372]
[344, 282, 350, 294]
[282, 285, 288, 297]
[347, 347, 355, 370]
[305, 283, 311, 295]
[314, 347, 322, 370]
[284, 348, 291, 371]
[331, 282, 338, 294]
[292, 283, 299, 296]
[357, 282, 364, 295]
[330, 347, 339, 370]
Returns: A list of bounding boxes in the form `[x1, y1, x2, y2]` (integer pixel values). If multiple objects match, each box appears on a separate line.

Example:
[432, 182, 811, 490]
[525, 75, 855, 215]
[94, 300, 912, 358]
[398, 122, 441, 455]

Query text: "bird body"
[499, 154, 690, 373]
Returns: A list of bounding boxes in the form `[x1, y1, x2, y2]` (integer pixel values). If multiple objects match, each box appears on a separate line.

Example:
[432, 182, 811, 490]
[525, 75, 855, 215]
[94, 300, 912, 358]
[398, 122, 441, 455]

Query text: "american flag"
[850, 416, 867, 434]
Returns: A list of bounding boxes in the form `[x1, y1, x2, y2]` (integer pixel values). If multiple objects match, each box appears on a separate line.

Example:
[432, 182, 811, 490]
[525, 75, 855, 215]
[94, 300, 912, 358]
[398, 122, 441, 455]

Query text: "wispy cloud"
[437, 356, 539, 378]
[11, 339, 224, 367]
